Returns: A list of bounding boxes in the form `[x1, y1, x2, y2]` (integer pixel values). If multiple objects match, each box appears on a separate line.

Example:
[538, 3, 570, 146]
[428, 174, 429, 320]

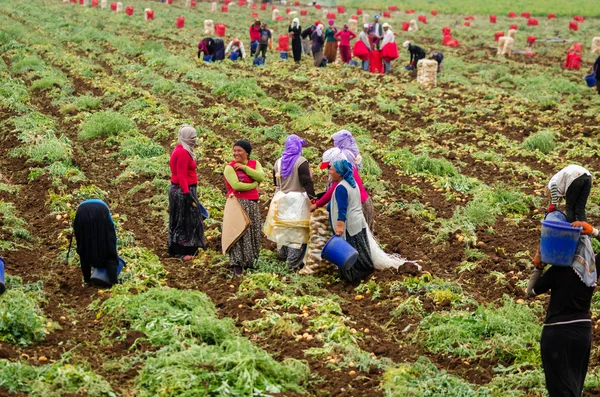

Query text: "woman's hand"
[310, 204, 317, 212]
[233, 163, 247, 171]
[336, 221, 345, 236]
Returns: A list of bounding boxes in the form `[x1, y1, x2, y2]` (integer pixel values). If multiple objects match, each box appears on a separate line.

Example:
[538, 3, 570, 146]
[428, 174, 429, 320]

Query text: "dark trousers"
[541, 323, 591, 397]
[81, 261, 118, 285]
[565, 174, 591, 222]
[256, 44, 268, 59]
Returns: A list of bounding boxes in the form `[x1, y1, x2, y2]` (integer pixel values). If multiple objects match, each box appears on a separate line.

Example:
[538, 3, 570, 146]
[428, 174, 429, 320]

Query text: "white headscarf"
[178, 125, 197, 160]
[292, 18, 300, 28]
[316, 24, 324, 36]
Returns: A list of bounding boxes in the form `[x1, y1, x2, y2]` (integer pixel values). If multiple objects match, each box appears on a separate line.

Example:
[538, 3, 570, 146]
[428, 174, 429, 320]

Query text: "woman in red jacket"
[168, 125, 206, 260]
[335, 24, 357, 64]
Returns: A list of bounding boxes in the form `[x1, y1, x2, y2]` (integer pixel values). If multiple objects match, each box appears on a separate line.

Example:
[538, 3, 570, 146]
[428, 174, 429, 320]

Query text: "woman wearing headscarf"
[264, 135, 316, 270]
[311, 24, 325, 67]
[323, 20, 338, 64]
[335, 24, 357, 64]
[224, 140, 265, 275]
[328, 160, 375, 283]
[169, 125, 206, 260]
[527, 233, 598, 397]
[380, 23, 398, 74]
[225, 38, 246, 61]
[73, 199, 120, 286]
[289, 18, 302, 63]
[332, 130, 375, 229]
[198, 37, 216, 60]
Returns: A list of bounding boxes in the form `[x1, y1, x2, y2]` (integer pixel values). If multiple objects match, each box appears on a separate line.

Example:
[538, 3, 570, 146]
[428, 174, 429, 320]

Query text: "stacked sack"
[592, 37, 600, 55]
[299, 208, 331, 275]
[416, 59, 437, 89]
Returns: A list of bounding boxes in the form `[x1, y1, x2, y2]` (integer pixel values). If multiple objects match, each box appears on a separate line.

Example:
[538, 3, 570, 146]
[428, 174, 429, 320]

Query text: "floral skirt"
[168, 184, 206, 257]
[339, 228, 375, 283]
[229, 199, 262, 269]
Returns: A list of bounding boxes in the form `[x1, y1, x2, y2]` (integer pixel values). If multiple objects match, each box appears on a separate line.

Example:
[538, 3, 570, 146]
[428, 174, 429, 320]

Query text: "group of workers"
[196, 16, 444, 74]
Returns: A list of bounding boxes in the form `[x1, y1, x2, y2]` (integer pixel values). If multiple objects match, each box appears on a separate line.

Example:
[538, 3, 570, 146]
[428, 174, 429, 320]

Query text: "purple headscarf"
[331, 130, 361, 169]
[280, 134, 306, 179]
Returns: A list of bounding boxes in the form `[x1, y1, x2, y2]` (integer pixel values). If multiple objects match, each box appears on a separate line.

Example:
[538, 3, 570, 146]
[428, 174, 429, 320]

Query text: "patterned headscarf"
[280, 134, 306, 179]
[178, 125, 197, 160]
[331, 129, 362, 169]
[571, 235, 597, 288]
[332, 159, 356, 188]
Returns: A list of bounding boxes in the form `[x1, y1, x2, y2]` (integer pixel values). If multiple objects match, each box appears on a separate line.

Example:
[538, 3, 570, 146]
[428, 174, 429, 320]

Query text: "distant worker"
[380, 23, 397, 74]
[249, 19, 261, 57]
[225, 38, 246, 61]
[428, 50, 444, 73]
[197, 37, 215, 59]
[256, 23, 272, 60]
[369, 14, 383, 49]
[357, 24, 371, 71]
[311, 24, 325, 67]
[335, 24, 356, 64]
[289, 18, 303, 63]
[547, 165, 592, 222]
[324, 20, 338, 63]
[593, 54, 600, 95]
[403, 41, 426, 70]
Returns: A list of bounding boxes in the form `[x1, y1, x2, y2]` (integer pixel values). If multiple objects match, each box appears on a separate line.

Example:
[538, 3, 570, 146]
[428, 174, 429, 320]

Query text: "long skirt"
[540, 323, 591, 397]
[168, 184, 206, 257]
[301, 39, 311, 55]
[339, 45, 351, 63]
[313, 50, 323, 67]
[278, 244, 307, 270]
[292, 39, 302, 62]
[362, 197, 375, 232]
[339, 228, 375, 283]
[324, 41, 337, 63]
[229, 199, 261, 269]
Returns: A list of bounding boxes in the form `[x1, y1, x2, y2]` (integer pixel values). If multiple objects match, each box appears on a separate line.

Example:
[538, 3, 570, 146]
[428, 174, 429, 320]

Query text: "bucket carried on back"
[540, 221, 581, 266]
[321, 235, 358, 268]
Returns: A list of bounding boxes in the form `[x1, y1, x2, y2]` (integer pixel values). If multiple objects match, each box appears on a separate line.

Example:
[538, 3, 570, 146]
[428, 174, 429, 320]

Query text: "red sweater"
[334, 30, 356, 46]
[249, 25, 261, 42]
[170, 145, 197, 194]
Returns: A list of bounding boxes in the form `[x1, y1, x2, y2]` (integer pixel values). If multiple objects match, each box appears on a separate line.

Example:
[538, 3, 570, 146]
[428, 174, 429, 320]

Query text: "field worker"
[0, 257, 4, 295]
[328, 160, 375, 283]
[311, 24, 325, 67]
[358, 24, 372, 71]
[213, 38, 226, 61]
[547, 164, 592, 222]
[72, 200, 120, 286]
[527, 232, 597, 397]
[256, 23, 272, 60]
[225, 38, 246, 61]
[249, 19, 261, 56]
[593, 54, 600, 94]
[335, 24, 357, 64]
[403, 41, 426, 70]
[301, 22, 318, 55]
[197, 37, 215, 59]
[224, 140, 265, 275]
[428, 50, 444, 73]
[324, 20, 338, 63]
[369, 14, 383, 49]
[380, 23, 396, 73]
[168, 125, 206, 260]
[264, 135, 316, 271]
[288, 18, 303, 63]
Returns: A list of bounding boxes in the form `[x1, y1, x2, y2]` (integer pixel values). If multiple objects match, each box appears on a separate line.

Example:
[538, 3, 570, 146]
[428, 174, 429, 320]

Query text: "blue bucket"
[90, 257, 125, 287]
[280, 52, 288, 59]
[321, 235, 358, 269]
[199, 203, 209, 219]
[540, 220, 581, 266]
[203, 54, 213, 62]
[0, 257, 5, 295]
[585, 73, 596, 87]
[253, 56, 265, 66]
[250, 40, 258, 52]
[229, 52, 240, 61]
[544, 210, 567, 223]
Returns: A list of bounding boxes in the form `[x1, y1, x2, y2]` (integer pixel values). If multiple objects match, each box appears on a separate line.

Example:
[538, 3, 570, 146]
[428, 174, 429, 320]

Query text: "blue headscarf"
[332, 159, 356, 188]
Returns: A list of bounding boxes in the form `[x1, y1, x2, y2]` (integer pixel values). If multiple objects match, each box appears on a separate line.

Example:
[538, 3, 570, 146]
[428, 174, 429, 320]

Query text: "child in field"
[547, 164, 592, 222]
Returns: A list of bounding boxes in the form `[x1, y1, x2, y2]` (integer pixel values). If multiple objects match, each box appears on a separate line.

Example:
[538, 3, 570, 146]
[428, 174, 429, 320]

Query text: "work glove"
[572, 221, 594, 235]
[547, 204, 556, 213]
